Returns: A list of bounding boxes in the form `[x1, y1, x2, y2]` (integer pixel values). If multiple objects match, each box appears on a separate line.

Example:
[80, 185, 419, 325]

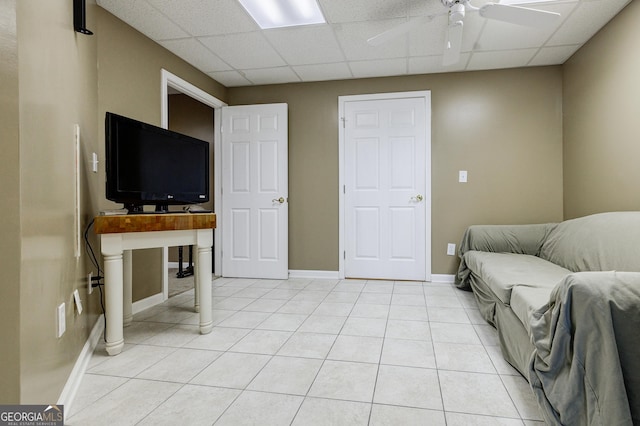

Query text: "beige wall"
[562, 1, 640, 218]
[96, 8, 226, 301]
[0, 0, 21, 404]
[228, 67, 564, 274]
[15, 0, 99, 403]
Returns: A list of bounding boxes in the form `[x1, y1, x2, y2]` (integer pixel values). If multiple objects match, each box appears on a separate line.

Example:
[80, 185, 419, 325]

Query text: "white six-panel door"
[221, 104, 288, 279]
[342, 93, 430, 281]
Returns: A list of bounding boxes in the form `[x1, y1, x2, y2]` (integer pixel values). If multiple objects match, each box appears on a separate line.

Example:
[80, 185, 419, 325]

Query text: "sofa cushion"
[511, 285, 553, 333]
[539, 211, 640, 273]
[464, 251, 571, 305]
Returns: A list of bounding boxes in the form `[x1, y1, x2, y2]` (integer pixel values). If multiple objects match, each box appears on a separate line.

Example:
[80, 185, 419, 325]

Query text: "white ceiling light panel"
[237, 0, 326, 29]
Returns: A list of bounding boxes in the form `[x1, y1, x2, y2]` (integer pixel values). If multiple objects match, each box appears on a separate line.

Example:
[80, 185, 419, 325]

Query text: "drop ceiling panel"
[547, 0, 631, 46]
[468, 48, 538, 70]
[200, 32, 287, 69]
[146, 0, 258, 36]
[158, 38, 232, 72]
[293, 63, 353, 81]
[475, 3, 576, 51]
[407, 0, 451, 18]
[476, 21, 552, 51]
[335, 20, 408, 61]
[409, 54, 471, 74]
[320, 0, 407, 23]
[529, 44, 581, 66]
[242, 67, 301, 85]
[264, 26, 344, 65]
[458, 15, 488, 52]
[208, 70, 252, 87]
[349, 58, 407, 78]
[408, 15, 448, 56]
[97, 0, 189, 40]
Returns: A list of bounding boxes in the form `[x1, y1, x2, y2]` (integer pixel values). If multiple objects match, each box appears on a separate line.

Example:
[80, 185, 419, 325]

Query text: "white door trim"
[338, 91, 432, 281]
[160, 69, 227, 300]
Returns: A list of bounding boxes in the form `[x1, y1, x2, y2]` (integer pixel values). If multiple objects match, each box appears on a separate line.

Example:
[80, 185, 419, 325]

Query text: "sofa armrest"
[455, 223, 557, 289]
[529, 271, 640, 424]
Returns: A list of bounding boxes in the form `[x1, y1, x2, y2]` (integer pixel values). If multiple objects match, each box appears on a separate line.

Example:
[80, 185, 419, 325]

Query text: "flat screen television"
[105, 112, 209, 213]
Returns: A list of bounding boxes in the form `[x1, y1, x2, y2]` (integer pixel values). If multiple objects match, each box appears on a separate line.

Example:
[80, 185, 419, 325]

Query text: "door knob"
[411, 194, 424, 202]
[272, 197, 285, 204]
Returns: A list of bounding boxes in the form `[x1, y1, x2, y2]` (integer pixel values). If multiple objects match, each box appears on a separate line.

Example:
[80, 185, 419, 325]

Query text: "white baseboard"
[168, 261, 190, 269]
[287, 270, 455, 283]
[58, 315, 105, 417]
[431, 274, 456, 283]
[133, 292, 165, 315]
[288, 270, 341, 280]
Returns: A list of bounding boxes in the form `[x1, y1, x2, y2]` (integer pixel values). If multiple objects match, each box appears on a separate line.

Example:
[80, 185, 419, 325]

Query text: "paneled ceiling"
[96, 0, 631, 87]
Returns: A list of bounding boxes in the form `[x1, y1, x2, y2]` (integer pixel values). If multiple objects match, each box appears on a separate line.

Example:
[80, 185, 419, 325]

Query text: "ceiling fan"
[367, 0, 561, 66]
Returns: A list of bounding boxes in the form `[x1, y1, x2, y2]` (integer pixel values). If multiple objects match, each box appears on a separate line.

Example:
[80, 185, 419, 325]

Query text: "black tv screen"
[105, 112, 209, 212]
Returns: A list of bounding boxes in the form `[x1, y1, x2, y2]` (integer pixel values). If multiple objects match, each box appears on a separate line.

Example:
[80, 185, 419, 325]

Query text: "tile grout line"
[210, 277, 266, 426]
[289, 279, 368, 425]
[366, 280, 397, 425]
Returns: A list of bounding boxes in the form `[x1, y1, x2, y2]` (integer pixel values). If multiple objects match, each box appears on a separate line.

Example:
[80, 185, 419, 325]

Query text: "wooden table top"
[94, 213, 216, 234]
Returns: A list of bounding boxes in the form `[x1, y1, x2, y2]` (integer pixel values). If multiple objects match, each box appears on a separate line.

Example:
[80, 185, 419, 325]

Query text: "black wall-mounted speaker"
[74, 0, 93, 35]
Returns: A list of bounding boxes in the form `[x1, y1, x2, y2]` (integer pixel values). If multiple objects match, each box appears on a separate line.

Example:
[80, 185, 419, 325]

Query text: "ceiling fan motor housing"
[441, 0, 463, 8]
[449, 3, 466, 24]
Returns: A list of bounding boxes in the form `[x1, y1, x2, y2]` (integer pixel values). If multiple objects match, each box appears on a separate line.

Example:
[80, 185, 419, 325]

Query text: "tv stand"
[94, 213, 216, 356]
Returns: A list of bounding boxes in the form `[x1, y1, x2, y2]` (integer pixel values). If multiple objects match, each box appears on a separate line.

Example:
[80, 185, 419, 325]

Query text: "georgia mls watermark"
[0, 405, 63, 426]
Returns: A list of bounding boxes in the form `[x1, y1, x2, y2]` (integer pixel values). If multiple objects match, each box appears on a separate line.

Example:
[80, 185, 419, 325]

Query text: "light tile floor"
[67, 278, 546, 425]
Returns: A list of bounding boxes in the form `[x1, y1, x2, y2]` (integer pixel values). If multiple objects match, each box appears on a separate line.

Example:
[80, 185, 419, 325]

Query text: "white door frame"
[160, 69, 227, 300]
[338, 91, 432, 281]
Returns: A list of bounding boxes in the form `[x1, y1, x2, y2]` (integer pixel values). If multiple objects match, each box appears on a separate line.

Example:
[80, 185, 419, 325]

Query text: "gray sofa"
[456, 211, 640, 425]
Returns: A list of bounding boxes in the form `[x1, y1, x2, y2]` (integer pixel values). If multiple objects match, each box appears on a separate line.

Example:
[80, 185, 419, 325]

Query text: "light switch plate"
[459, 170, 468, 183]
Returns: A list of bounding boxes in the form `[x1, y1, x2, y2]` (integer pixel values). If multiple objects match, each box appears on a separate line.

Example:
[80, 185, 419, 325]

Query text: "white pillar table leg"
[193, 247, 200, 313]
[123, 250, 133, 327]
[197, 236, 212, 334]
[103, 251, 124, 356]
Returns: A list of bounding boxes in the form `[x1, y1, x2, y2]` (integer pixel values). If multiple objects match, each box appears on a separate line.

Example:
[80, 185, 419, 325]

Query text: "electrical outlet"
[57, 303, 66, 338]
[447, 243, 456, 256]
[88, 272, 93, 295]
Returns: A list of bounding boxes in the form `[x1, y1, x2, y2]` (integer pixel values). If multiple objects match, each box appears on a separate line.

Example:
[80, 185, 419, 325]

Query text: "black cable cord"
[84, 219, 102, 278]
[84, 218, 107, 342]
[97, 283, 107, 342]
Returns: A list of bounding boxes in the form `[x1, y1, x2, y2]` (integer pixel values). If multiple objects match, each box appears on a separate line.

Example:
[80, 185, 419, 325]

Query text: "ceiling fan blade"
[479, 3, 560, 28]
[443, 21, 463, 66]
[367, 16, 431, 47]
